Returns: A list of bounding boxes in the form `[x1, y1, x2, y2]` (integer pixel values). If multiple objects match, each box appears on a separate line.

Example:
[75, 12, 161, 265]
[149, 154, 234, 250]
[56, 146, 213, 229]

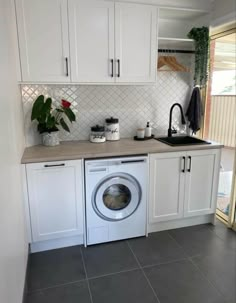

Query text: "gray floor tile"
[81, 241, 138, 278]
[192, 249, 236, 302]
[28, 246, 86, 291]
[128, 231, 187, 267]
[169, 224, 227, 257]
[209, 221, 236, 251]
[144, 259, 224, 303]
[89, 269, 157, 303]
[26, 281, 91, 303]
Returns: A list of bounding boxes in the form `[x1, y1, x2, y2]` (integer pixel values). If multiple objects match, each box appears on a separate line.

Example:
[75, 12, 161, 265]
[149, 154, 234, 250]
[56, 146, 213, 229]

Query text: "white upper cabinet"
[16, 0, 157, 83]
[68, 0, 157, 83]
[115, 3, 157, 83]
[15, 0, 70, 82]
[68, 0, 115, 83]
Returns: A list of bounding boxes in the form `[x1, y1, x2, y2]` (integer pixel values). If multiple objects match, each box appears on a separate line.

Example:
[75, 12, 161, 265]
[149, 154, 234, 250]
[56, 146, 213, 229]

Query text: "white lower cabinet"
[26, 160, 84, 242]
[149, 152, 185, 223]
[149, 149, 221, 224]
[184, 150, 220, 217]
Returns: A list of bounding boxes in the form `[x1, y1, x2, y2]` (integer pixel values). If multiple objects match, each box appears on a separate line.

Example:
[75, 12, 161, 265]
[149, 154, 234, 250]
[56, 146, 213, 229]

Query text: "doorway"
[204, 29, 236, 228]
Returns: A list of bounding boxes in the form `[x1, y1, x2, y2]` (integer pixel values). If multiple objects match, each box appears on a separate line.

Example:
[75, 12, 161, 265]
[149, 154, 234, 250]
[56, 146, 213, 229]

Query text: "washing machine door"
[92, 173, 142, 221]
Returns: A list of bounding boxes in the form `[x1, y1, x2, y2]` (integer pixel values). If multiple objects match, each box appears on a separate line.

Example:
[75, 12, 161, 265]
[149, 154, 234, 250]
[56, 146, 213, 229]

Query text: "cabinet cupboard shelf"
[158, 37, 195, 51]
[158, 7, 209, 21]
[158, 7, 209, 42]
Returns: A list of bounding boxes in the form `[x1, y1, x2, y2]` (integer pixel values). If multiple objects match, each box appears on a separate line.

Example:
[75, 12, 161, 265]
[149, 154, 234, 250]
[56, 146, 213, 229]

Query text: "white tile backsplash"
[21, 55, 194, 146]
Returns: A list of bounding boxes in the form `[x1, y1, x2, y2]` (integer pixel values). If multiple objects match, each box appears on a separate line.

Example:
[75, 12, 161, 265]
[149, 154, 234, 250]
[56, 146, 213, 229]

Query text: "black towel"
[186, 87, 203, 134]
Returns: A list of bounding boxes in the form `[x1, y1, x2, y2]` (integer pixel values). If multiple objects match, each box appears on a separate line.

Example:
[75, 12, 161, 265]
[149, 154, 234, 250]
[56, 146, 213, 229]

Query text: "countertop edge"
[21, 139, 224, 164]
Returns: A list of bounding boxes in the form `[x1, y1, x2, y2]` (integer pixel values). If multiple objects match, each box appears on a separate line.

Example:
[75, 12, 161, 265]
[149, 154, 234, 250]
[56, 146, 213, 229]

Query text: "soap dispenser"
[145, 121, 152, 137]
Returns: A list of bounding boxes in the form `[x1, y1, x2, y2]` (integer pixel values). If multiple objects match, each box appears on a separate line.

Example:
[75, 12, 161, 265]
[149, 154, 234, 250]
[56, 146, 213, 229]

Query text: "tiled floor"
[26, 220, 236, 303]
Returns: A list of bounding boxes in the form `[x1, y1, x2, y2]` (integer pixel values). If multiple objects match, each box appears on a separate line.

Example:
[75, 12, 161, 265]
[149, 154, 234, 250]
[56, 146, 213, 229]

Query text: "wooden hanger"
[157, 51, 189, 72]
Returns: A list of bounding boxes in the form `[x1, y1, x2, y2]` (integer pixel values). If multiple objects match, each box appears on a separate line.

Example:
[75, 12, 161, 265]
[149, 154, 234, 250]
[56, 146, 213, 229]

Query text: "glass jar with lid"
[90, 125, 106, 143]
[105, 117, 120, 141]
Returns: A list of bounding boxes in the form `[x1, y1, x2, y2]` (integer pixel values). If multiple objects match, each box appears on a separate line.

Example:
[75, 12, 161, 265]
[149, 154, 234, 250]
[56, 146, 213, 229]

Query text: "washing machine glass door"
[92, 173, 142, 221]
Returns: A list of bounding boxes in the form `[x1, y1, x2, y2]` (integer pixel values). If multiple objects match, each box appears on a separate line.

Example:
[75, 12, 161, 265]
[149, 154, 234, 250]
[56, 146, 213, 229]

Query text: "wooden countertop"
[21, 138, 223, 164]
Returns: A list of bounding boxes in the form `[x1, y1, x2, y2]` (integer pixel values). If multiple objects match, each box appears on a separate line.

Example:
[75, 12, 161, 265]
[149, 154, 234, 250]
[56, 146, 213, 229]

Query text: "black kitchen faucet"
[168, 103, 186, 137]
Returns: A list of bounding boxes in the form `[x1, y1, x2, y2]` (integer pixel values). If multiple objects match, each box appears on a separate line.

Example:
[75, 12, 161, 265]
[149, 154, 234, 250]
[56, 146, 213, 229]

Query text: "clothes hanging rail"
[158, 49, 195, 54]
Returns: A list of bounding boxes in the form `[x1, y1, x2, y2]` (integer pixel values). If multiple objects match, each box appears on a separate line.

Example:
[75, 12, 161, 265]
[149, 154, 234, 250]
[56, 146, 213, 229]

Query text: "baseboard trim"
[22, 244, 30, 303]
[30, 235, 84, 253]
[148, 214, 215, 233]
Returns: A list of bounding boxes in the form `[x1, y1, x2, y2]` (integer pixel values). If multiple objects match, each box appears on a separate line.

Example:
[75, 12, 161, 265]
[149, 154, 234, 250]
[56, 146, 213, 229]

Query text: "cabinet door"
[149, 153, 185, 223]
[68, 0, 115, 83]
[115, 3, 157, 83]
[26, 160, 84, 242]
[184, 149, 221, 217]
[15, 0, 70, 82]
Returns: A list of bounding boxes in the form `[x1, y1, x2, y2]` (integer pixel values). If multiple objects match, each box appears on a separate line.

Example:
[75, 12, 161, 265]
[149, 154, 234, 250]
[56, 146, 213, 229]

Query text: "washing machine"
[85, 156, 148, 245]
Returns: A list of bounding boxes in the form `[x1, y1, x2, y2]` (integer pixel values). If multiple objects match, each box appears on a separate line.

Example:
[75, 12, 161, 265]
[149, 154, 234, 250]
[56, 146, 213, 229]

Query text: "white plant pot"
[42, 132, 60, 146]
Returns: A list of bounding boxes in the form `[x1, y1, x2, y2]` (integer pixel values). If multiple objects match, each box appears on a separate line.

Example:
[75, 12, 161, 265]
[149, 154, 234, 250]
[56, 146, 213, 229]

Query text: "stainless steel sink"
[156, 136, 211, 146]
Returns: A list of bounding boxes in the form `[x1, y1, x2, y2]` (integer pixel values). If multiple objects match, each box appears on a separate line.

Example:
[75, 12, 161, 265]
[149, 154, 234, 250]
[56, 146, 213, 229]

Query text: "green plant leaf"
[39, 98, 52, 123]
[37, 123, 47, 134]
[31, 95, 45, 121]
[63, 107, 76, 123]
[42, 98, 52, 117]
[56, 108, 64, 113]
[187, 26, 209, 86]
[60, 118, 70, 132]
[46, 115, 56, 129]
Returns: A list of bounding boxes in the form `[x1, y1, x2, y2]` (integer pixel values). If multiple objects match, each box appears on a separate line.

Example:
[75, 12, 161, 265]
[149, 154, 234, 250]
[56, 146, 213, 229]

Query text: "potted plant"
[31, 95, 76, 146]
[187, 26, 210, 87]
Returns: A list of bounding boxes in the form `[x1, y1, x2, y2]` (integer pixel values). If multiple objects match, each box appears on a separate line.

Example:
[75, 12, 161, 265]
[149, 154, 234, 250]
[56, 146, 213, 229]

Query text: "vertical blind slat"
[209, 96, 236, 147]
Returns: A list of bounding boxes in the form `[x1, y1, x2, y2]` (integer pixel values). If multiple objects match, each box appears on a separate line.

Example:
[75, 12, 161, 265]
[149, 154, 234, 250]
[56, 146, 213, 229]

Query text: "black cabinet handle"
[187, 156, 192, 172]
[117, 59, 120, 77]
[111, 59, 114, 78]
[65, 57, 69, 77]
[182, 157, 185, 173]
[44, 164, 65, 168]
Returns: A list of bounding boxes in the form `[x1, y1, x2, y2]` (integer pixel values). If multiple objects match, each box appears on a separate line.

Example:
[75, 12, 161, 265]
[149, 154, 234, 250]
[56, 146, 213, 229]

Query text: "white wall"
[0, 0, 28, 302]
[211, 0, 236, 27]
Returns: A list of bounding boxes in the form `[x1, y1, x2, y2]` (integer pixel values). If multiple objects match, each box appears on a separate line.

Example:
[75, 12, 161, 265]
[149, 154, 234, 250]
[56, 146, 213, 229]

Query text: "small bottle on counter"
[145, 121, 152, 138]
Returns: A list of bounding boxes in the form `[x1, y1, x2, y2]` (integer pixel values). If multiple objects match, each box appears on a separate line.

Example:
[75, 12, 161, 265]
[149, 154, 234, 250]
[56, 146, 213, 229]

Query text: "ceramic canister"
[90, 125, 106, 143]
[105, 117, 120, 141]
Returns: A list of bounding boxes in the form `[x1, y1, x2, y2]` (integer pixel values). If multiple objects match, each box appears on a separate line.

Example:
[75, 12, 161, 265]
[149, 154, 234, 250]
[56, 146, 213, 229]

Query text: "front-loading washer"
[85, 156, 148, 245]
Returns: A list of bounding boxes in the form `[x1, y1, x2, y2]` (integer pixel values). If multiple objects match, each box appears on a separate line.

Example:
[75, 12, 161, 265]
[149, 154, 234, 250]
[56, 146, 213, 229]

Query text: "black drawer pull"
[44, 164, 65, 168]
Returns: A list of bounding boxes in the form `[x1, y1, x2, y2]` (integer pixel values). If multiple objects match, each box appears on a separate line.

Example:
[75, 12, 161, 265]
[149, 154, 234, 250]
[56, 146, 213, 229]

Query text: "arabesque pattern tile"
[21, 54, 193, 146]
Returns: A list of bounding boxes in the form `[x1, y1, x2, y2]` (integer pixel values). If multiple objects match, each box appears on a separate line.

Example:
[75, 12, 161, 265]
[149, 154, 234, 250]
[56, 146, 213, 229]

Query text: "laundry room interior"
[0, 0, 236, 303]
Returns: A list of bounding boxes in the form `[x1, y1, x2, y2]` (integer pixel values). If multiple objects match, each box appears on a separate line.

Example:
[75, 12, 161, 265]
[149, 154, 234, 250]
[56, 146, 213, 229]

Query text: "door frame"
[229, 150, 236, 230]
[205, 27, 236, 229]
